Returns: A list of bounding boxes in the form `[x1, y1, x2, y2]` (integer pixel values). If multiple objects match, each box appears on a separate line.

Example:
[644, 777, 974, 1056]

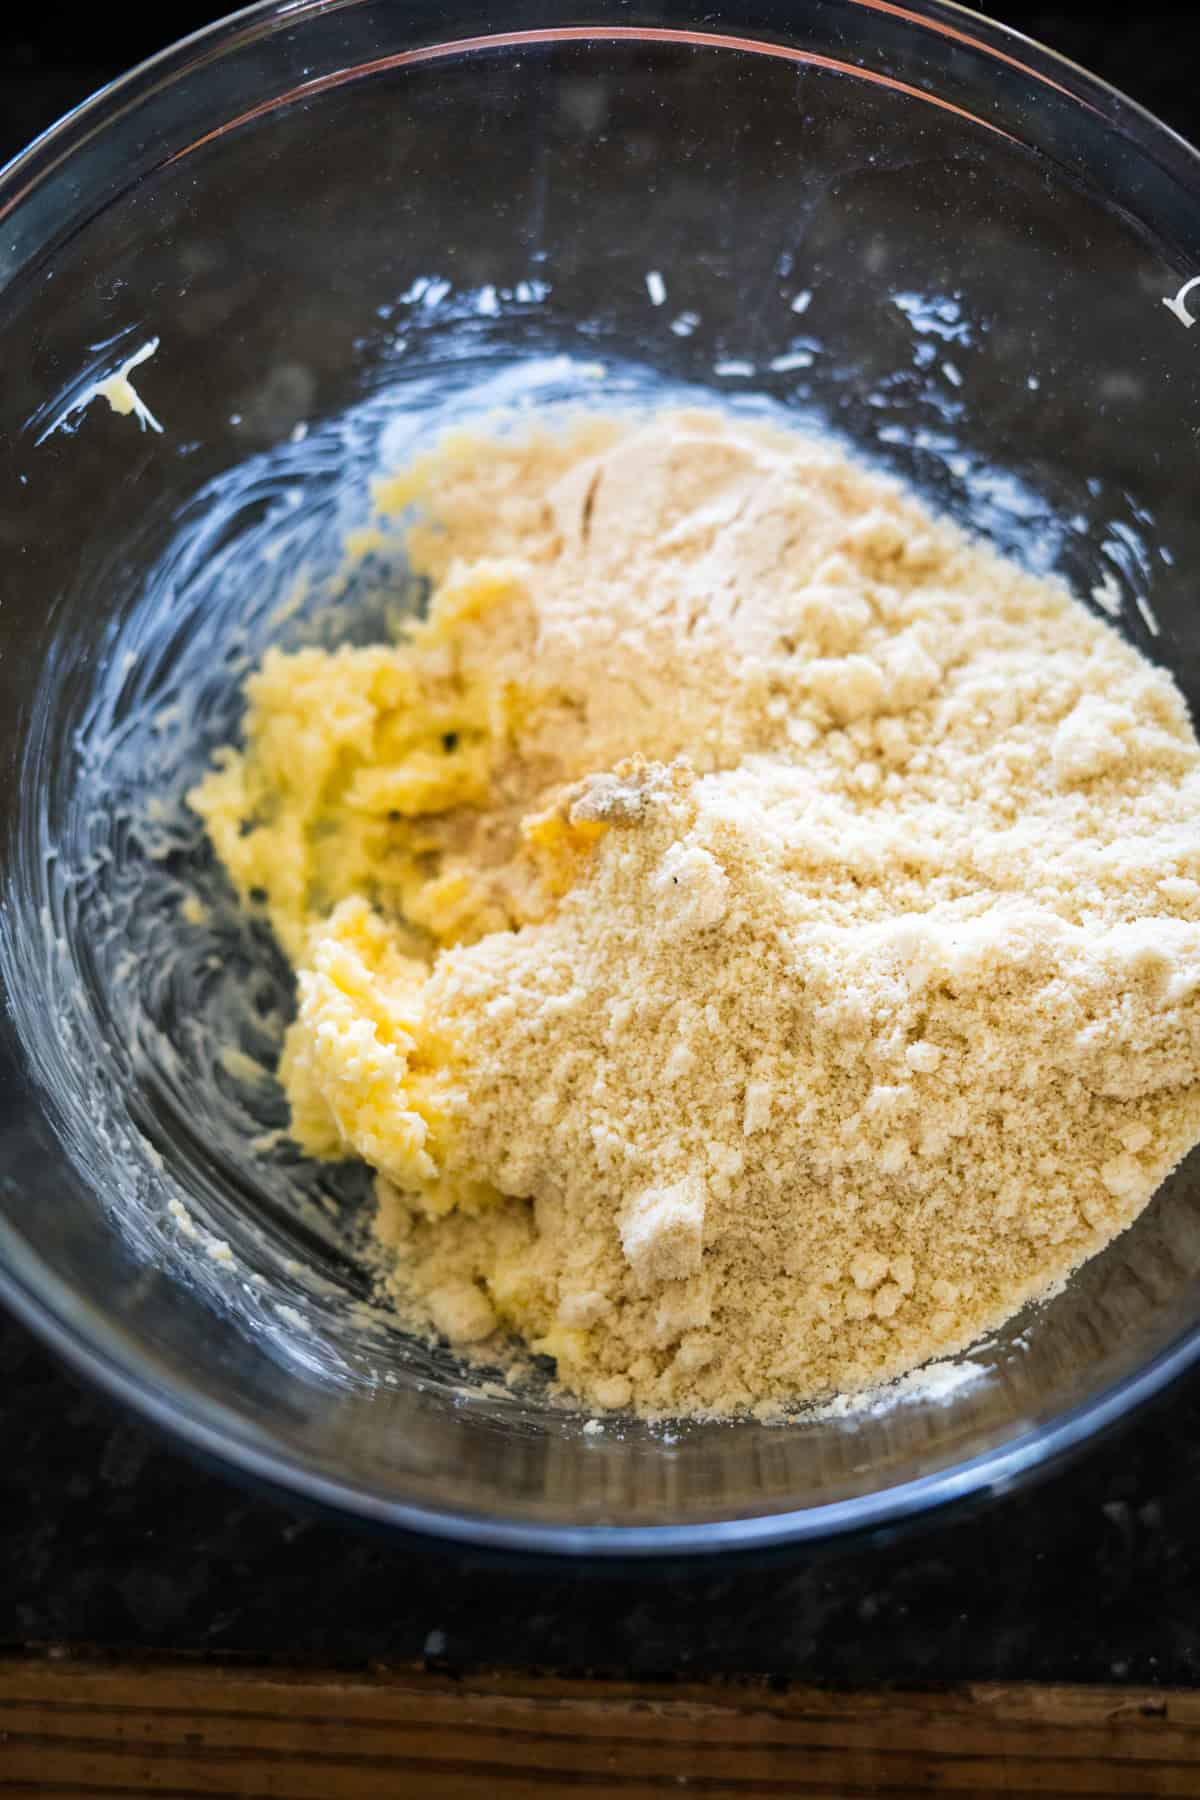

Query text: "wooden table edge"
[0, 1653, 1193, 1795]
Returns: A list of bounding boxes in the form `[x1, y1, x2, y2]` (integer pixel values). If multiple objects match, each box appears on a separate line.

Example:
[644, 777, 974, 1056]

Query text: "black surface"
[4, 1303, 1200, 1681]
[5, 1, 1200, 1682]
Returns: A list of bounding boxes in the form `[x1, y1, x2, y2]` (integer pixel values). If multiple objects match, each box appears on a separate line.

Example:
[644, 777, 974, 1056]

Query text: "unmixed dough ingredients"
[190, 407, 1200, 1415]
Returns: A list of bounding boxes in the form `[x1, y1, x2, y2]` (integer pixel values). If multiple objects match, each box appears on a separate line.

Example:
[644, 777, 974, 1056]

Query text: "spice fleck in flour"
[191, 409, 1200, 1414]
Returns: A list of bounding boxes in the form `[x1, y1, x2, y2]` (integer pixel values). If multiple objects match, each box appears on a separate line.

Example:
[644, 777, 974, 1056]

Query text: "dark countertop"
[5, 1, 1200, 1685]
[3, 1295, 1200, 1683]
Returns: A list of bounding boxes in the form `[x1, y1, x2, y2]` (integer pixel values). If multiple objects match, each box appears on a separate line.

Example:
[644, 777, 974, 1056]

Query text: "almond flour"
[192, 408, 1200, 1415]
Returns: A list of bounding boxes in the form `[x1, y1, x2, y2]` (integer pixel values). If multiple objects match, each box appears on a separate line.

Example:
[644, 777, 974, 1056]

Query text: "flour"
[193, 408, 1200, 1416]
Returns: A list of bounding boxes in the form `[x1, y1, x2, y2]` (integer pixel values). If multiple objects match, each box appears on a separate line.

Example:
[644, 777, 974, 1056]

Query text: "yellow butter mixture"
[190, 408, 1200, 1415]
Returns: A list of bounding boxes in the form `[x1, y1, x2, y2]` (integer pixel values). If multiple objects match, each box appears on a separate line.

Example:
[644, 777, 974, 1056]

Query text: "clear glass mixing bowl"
[3, 0, 1200, 1554]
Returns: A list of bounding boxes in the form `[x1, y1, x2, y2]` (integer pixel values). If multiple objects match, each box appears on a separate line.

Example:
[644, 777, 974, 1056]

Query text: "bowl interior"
[3, 4, 1200, 1546]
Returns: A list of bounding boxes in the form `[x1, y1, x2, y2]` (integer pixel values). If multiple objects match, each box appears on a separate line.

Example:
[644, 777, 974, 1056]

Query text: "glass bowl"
[3, 0, 1200, 1555]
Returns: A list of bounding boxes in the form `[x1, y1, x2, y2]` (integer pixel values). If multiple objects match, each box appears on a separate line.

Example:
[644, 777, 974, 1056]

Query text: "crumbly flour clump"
[191, 408, 1200, 1416]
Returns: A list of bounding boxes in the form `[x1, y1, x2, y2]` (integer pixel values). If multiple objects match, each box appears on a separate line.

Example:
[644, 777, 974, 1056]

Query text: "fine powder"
[190, 408, 1200, 1416]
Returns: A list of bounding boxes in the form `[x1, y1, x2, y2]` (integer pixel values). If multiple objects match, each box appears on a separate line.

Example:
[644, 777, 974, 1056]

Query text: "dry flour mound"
[191, 408, 1200, 1416]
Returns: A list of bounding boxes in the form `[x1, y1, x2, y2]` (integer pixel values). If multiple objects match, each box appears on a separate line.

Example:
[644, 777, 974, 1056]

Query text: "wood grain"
[0, 1658, 1195, 1798]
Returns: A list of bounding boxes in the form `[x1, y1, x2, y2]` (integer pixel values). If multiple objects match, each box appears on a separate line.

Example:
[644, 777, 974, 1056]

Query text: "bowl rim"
[2, 1212, 1199, 1554]
[4, 0, 1200, 1554]
[6, 0, 1200, 211]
